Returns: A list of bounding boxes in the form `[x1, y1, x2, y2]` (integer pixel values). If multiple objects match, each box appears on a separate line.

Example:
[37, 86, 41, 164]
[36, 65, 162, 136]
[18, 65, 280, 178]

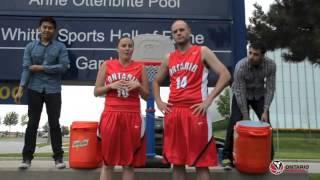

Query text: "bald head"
[171, 20, 190, 31]
[171, 20, 192, 46]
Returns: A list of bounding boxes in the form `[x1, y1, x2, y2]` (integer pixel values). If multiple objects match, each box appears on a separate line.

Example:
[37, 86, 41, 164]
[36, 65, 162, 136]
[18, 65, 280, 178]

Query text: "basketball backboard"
[132, 34, 175, 61]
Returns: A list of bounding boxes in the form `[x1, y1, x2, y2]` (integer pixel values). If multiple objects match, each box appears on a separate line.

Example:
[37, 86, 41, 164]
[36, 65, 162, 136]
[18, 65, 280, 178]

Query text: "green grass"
[0, 137, 23, 140]
[310, 174, 320, 180]
[214, 130, 226, 139]
[273, 131, 320, 159]
[36, 143, 49, 148]
[273, 131, 320, 138]
[213, 119, 228, 131]
[275, 152, 320, 159]
[213, 120, 228, 138]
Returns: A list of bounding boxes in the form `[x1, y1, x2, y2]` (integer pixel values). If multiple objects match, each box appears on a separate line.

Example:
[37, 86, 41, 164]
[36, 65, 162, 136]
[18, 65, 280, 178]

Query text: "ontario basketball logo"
[269, 160, 285, 175]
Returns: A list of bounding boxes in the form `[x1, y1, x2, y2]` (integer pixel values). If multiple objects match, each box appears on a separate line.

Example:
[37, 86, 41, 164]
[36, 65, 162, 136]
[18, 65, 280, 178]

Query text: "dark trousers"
[222, 95, 274, 161]
[22, 89, 64, 161]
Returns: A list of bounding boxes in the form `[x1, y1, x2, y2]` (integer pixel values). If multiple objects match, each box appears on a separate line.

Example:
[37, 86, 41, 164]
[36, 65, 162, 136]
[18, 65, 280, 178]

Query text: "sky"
[245, 0, 273, 24]
[0, 0, 274, 132]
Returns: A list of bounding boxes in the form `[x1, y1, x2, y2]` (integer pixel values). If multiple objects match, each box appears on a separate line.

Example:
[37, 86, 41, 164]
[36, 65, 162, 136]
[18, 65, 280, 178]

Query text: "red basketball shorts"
[163, 106, 218, 167]
[99, 111, 146, 167]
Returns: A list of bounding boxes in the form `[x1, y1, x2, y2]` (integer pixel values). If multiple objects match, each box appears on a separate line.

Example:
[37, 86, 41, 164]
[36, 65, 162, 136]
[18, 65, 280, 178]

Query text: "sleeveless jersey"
[168, 45, 208, 105]
[104, 60, 143, 112]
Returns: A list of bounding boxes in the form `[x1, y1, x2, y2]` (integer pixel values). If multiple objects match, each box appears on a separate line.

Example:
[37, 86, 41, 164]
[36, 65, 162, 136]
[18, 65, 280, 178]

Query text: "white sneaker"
[55, 159, 66, 169]
[19, 160, 31, 170]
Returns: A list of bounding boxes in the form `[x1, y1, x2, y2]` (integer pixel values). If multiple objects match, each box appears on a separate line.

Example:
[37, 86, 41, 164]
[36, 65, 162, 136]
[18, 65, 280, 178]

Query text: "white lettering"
[88, 59, 98, 69]
[127, 74, 132, 81]
[110, 29, 121, 43]
[109, 29, 140, 42]
[149, 0, 180, 8]
[29, 0, 68, 6]
[112, 0, 122, 7]
[107, 72, 138, 83]
[121, 73, 127, 80]
[1, 28, 17, 41]
[29, 0, 41, 5]
[76, 56, 105, 70]
[94, 0, 104, 6]
[76, 56, 88, 70]
[191, 34, 205, 44]
[135, 0, 144, 7]
[169, 62, 198, 76]
[73, 0, 84, 6]
[73, 0, 143, 7]
[191, 64, 198, 72]
[107, 76, 112, 83]
[58, 29, 105, 45]
[1, 28, 40, 41]
[111, 73, 117, 81]
[72, 139, 89, 148]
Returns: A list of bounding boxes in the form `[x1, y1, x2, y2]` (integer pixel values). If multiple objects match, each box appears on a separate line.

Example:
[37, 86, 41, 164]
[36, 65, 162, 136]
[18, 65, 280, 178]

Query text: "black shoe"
[55, 159, 66, 169]
[19, 160, 31, 170]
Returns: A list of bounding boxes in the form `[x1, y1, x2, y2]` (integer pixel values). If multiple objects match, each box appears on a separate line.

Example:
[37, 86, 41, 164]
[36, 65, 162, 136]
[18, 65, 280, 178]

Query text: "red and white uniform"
[164, 45, 218, 167]
[99, 60, 146, 167]
[168, 45, 208, 106]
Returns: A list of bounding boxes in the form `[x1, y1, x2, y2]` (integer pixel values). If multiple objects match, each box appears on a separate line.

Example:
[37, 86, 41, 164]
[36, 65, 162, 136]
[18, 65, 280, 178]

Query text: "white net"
[145, 64, 160, 82]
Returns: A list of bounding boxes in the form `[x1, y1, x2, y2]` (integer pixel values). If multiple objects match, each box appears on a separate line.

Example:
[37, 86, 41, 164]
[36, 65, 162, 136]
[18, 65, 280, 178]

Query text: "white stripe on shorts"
[140, 114, 146, 138]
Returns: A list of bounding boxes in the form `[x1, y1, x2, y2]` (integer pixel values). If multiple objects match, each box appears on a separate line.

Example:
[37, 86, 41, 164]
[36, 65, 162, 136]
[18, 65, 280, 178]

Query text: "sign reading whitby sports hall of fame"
[0, 0, 233, 83]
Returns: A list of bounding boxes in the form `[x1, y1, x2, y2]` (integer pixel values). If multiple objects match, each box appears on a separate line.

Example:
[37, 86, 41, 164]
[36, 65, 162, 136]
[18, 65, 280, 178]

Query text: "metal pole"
[288, 62, 294, 128]
[272, 51, 280, 152]
[296, 63, 302, 128]
[146, 81, 156, 157]
[303, 62, 311, 130]
[311, 66, 318, 128]
[280, 49, 286, 128]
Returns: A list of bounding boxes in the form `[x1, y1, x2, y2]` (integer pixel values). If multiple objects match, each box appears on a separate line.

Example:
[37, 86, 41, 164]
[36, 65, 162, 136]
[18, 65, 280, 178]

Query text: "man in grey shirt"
[222, 42, 276, 169]
[14, 17, 69, 170]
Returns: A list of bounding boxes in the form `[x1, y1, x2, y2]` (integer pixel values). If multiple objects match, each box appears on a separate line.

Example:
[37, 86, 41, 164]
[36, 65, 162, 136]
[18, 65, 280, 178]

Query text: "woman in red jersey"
[94, 36, 149, 180]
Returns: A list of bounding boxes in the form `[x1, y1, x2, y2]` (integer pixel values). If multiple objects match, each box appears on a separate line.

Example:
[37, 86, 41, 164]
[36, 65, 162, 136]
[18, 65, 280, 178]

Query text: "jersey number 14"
[176, 76, 188, 89]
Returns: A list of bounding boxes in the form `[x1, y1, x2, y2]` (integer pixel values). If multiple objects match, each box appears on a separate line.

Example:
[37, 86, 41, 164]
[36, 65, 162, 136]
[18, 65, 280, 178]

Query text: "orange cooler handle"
[248, 131, 269, 136]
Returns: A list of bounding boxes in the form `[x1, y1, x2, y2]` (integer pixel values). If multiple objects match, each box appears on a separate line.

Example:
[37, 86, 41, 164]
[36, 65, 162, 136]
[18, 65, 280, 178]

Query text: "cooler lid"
[237, 120, 270, 128]
[71, 121, 99, 129]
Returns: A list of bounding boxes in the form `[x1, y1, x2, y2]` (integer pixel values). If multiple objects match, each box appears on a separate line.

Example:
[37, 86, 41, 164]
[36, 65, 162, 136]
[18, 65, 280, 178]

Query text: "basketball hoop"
[132, 34, 174, 159]
[132, 34, 174, 82]
[142, 61, 161, 82]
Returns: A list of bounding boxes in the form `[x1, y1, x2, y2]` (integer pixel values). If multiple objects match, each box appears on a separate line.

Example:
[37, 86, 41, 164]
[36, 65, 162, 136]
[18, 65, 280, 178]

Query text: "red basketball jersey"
[104, 60, 143, 112]
[168, 45, 208, 105]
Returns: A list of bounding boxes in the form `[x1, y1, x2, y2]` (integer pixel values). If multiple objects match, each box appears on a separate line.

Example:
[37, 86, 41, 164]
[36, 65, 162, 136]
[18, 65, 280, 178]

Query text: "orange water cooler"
[233, 120, 272, 173]
[69, 121, 102, 169]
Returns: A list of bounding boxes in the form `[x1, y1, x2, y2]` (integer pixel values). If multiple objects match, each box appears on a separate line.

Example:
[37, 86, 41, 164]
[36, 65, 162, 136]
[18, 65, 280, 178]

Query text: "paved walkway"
[0, 139, 319, 174]
[0, 160, 319, 173]
[0, 138, 68, 153]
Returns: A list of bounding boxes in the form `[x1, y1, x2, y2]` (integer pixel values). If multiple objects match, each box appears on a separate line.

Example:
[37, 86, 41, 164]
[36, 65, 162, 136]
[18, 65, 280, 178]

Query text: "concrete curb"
[0, 161, 313, 180]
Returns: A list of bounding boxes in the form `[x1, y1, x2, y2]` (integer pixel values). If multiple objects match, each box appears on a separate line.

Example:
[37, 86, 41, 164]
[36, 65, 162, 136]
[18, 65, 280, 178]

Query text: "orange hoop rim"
[135, 60, 162, 66]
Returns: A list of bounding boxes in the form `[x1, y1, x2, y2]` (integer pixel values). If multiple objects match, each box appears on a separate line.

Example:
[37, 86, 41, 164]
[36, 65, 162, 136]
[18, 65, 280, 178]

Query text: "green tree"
[247, 0, 320, 64]
[3, 112, 19, 134]
[61, 125, 69, 137]
[20, 113, 28, 133]
[216, 88, 230, 120]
